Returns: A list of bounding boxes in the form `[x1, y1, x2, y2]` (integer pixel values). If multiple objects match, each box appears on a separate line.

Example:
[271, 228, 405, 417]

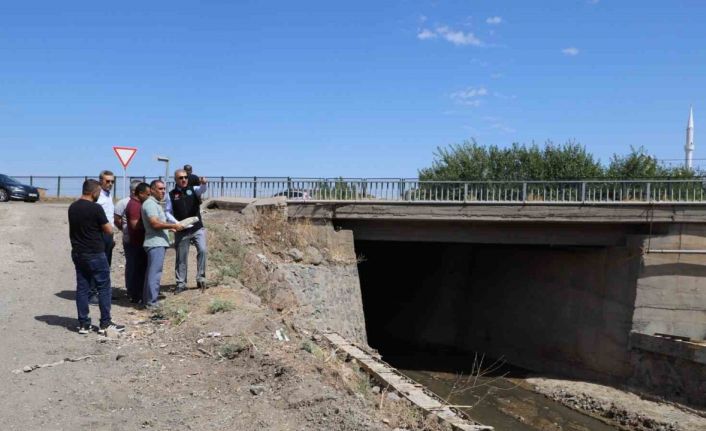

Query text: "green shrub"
[208, 298, 234, 314]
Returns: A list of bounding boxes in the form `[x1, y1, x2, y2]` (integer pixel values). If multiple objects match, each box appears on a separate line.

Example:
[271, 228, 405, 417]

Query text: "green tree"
[606, 146, 667, 178]
[419, 140, 603, 181]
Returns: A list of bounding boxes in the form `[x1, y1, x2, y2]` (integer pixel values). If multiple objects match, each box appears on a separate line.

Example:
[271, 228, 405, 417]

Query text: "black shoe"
[98, 321, 125, 335]
[197, 280, 207, 291]
[88, 294, 99, 305]
[78, 323, 92, 335]
[129, 298, 142, 304]
[174, 286, 187, 295]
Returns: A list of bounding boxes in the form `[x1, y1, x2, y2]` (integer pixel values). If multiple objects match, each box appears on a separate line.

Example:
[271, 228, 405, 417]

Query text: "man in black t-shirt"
[68, 179, 125, 335]
[184, 164, 201, 188]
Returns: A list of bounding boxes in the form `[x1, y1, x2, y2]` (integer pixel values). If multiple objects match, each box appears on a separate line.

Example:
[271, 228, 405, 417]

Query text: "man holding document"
[166, 169, 209, 293]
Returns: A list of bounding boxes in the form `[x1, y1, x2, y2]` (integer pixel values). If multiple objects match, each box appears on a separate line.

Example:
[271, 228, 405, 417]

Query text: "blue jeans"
[89, 233, 114, 296]
[144, 246, 166, 306]
[124, 243, 147, 302]
[72, 252, 112, 326]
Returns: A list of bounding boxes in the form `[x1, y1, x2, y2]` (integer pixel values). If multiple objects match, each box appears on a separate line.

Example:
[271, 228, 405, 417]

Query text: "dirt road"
[0, 202, 146, 429]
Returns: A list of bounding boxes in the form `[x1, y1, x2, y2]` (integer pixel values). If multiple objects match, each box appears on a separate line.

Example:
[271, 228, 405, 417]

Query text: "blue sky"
[2, 0, 705, 177]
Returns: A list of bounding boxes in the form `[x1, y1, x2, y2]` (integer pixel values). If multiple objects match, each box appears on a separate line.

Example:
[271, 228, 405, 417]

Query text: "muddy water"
[385, 354, 618, 431]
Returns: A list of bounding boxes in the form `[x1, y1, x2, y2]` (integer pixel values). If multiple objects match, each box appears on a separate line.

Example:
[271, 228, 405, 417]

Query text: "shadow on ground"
[34, 315, 78, 331]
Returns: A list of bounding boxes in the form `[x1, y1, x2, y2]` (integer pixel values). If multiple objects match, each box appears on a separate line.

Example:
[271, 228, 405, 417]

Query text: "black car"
[0, 174, 39, 202]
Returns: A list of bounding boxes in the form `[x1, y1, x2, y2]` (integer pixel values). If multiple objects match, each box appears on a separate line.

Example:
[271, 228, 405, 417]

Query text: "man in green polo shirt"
[141, 180, 184, 308]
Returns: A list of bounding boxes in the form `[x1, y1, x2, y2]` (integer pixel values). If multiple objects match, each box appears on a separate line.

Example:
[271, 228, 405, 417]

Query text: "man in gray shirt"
[140, 180, 184, 308]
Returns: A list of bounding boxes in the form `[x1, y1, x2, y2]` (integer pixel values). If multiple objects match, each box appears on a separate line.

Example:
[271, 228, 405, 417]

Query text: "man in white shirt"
[90, 170, 117, 304]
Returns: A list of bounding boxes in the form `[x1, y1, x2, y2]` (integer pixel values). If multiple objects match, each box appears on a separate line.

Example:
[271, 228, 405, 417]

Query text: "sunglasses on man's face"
[104, 180, 114, 184]
[177, 176, 188, 180]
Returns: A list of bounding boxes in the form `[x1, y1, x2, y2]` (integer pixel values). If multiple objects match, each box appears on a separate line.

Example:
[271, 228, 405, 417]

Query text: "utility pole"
[157, 156, 170, 185]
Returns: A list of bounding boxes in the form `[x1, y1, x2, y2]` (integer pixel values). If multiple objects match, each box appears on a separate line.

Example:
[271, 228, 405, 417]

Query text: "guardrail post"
[399, 178, 405, 200]
[581, 182, 586, 203]
[253, 176, 258, 198]
[646, 182, 651, 202]
[220, 176, 225, 198]
[30, 176, 33, 186]
[522, 182, 527, 203]
[57, 176, 61, 197]
[464, 183, 468, 203]
[287, 177, 292, 198]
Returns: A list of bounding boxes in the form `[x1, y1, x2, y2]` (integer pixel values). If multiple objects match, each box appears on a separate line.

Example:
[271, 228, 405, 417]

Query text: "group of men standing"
[68, 165, 208, 334]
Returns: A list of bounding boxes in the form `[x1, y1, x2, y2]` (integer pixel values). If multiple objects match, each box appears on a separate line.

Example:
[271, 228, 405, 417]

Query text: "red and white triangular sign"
[113, 146, 138, 169]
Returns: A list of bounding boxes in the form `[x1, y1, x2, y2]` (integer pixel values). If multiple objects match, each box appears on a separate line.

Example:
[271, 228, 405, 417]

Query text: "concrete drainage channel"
[323, 333, 493, 431]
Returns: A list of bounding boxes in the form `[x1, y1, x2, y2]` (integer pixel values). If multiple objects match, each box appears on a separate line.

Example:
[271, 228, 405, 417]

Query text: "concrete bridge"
[209, 178, 706, 408]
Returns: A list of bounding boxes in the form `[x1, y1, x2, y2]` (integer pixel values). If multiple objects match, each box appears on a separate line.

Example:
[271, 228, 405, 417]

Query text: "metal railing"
[204, 178, 706, 204]
[9, 176, 706, 204]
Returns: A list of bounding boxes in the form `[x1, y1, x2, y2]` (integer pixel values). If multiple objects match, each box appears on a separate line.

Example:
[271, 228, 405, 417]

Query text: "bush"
[419, 140, 700, 181]
[208, 298, 234, 314]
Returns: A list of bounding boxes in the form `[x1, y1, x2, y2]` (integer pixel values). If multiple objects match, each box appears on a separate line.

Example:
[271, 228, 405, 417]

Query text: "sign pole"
[112, 146, 138, 200]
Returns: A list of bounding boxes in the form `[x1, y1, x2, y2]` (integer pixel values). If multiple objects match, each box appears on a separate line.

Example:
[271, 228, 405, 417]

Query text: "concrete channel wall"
[629, 225, 706, 406]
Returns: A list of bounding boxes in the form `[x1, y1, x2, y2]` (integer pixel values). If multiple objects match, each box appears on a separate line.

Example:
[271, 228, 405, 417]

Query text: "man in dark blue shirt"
[166, 169, 208, 293]
[68, 179, 125, 335]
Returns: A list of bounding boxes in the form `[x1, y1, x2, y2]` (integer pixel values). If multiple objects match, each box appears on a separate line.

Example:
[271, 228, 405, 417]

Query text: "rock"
[287, 248, 304, 262]
[240, 203, 260, 225]
[249, 385, 265, 396]
[116, 354, 126, 361]
[22, 365, 33, 373]
[104, 327, 123, 339]
[386, 392, 401, 402]
[304, 246, 324, 265]
[372, 386, 381, 394]
[271, 288, 298, 312]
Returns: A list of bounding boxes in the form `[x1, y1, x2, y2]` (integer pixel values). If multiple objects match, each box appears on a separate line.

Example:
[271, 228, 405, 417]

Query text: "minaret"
[686, 106, 694, 169]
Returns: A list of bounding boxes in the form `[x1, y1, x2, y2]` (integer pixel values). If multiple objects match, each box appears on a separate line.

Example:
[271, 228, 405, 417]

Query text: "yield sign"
[113, 146, 137, 169]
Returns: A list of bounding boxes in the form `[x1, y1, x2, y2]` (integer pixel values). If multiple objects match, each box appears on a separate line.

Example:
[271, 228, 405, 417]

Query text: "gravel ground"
[526, 377, 706, 431]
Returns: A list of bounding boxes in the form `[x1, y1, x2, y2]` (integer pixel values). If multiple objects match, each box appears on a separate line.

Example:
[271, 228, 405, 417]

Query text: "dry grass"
[301, 344, 450, 431]
[253, 208, 355, 264]
[207, 223, 247, 285]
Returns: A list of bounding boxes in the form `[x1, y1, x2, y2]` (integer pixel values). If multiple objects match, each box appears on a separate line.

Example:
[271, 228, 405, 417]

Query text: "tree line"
[418, 140, 699, 182]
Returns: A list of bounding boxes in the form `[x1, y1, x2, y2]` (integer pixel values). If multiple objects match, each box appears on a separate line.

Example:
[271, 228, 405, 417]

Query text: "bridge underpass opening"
[354, 239, 640, 381]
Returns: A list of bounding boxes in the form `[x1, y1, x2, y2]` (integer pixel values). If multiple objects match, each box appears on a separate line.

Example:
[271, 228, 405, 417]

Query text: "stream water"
[384, 353, 619, 431]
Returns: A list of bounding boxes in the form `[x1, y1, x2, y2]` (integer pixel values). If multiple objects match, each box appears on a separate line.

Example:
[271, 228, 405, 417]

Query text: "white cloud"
[490, 122, 516, 133]
[493, 91, 516, 100]
[562, 47, 580, 56]
[436, 26, 483, 46]
[486, 16, 503, 25]
[451, 86, 488, 106]
[417, 28, 437, 40]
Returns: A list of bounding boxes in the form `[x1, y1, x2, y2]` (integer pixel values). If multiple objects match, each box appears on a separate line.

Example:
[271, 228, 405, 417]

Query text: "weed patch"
[218, 337, 250, 359]
[208, 298, 234, 314]
[153, 302, 190, 326]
